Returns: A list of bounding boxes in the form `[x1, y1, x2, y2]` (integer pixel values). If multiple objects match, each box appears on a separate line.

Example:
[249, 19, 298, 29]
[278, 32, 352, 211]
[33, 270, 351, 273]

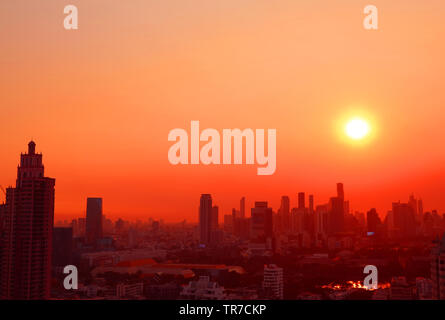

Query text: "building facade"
[263, 264, 284, 299]
[0, 141, 55, 299]
[431, 234, 445, 300]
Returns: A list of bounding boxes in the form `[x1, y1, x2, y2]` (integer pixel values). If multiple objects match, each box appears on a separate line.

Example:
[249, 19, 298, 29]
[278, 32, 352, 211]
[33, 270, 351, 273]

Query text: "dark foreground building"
[0, 141, 55, 299]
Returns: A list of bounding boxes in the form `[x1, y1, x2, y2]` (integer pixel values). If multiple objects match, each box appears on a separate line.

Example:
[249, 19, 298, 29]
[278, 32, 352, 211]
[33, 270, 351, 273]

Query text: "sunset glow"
[345, 118, 370, 140]
[1, 0, 445, 305]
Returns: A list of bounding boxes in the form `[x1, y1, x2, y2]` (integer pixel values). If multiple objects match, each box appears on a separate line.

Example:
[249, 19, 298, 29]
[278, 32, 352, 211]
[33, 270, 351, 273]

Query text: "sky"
[1, 0, 445, 221]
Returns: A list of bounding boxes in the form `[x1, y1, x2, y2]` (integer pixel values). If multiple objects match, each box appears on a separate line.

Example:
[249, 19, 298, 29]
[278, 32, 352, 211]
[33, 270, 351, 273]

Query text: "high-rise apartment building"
[0, 141, 55, 299]
[263, 264, 284, 299]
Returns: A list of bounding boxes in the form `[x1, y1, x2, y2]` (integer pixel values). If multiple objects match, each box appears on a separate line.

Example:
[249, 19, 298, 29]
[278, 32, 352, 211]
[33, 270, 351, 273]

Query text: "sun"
[345, 118, 370, 140]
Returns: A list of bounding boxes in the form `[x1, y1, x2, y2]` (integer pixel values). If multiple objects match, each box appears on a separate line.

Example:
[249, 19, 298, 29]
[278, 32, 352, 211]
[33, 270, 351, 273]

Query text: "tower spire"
[28, 140, 36, 155]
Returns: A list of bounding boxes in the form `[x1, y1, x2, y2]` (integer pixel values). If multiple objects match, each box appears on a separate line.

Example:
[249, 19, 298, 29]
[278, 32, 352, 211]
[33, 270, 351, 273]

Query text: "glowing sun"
[345, 118, 370, 140]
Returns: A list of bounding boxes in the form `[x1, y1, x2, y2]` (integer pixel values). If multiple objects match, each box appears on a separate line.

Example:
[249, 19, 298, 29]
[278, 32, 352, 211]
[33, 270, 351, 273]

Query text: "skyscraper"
[308, 195, 314, 214]
[328, 196, 344, 234]
[86, 198, 103, 246]
[367, 208, 382, 234]
[251, 201, 273, 239]
[0, 141, 55, 299]
[337, 183, 344, 200]
[240, 197, 245, 219]
[408, 194, 418, 217]
[392, 201, 416, 238]
[211, 206, 219, 230]
[278, 196, 290, 232]
[199, 194, 213, 244]
[280, 196, 290, 217]
[298, 192, 305, 209]
[315, 204, 329, 236]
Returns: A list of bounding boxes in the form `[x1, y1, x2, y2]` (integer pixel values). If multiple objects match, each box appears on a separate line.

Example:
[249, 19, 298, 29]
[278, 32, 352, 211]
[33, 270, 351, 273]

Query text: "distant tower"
[392, 201, 416, 238]
[418, 199, 424, 217]
[308, 195, 314, 214]
[211, 206, 219, 230]
[240, 197, 246, 218]
[199, 194, 212, 244]
[337, 183, 344, 200]
[367, 208, 381, 233]
[328, 196, 344, 234]
[280, 196, 290, 215]
[251, 202, 273, 239]
[279, 196, 290, 233]
[408, 194, 418, 217]
[0, 141, 55, 299]
[298, 192, 305, 209]
[86, 198, 103, 246]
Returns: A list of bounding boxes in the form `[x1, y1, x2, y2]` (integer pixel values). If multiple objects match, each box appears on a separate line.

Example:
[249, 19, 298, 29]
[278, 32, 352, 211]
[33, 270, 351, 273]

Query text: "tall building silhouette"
[251, 201, 273, 239]
[280, 196, 290, 217]
[315, 204, 329, 236]
[278, 196, 290, 232]
[298, 192, 305, 209]
[211, 206, 219, 230]
[367, 208, 382, 234]
[392, 201, 416, 238]
[86, 198, 103, 246]
[328, 196, 344, 234]
[0, 141, 55, 299]
[240, 197, 245, 219]
[308, 195, 314, 214]
[199, 194, 213, 244]
[326, 183, 346, 235]
[337, 183, 344, 200]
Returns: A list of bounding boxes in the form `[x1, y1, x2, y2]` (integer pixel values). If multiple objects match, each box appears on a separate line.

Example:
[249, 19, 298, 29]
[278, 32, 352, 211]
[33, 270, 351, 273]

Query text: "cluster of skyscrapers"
[203, 183, 349, 247]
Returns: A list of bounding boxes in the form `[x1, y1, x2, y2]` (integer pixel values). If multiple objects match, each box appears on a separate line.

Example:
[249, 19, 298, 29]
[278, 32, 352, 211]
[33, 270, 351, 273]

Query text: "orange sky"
[1, 1, 445, 221]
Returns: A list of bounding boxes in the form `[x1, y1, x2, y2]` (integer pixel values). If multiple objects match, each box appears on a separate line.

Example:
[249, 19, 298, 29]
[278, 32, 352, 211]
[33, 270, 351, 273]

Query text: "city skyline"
[0, 141, 441, 223]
